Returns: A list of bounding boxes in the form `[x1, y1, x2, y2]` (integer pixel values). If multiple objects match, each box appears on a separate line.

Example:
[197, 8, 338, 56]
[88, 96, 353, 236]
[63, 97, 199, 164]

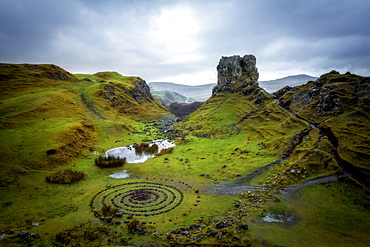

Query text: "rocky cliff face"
[276, 70, 370, 119]
[127, 78, 155, 104]
[212, 55, 259, 95]
[78, 72, 169, 119]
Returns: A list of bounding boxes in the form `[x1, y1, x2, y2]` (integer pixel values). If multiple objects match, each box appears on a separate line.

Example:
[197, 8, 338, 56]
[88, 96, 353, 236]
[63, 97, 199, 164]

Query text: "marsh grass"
[134, 143, 159, 155]
[95, 155, 126, 168]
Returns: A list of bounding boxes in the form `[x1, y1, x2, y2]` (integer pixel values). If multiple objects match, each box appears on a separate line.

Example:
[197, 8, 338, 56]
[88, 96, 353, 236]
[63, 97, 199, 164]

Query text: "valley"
[0, 57, 369, 247]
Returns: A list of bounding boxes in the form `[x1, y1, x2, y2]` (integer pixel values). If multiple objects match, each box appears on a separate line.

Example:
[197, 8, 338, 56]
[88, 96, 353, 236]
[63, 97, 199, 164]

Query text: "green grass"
[249, 179, 370, 247]
[1, 65, 369, 246]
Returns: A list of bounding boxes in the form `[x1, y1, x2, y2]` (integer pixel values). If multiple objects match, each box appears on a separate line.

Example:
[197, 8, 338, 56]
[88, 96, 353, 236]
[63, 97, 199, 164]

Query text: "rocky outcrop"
[128, 79, 154, 104]
[212, 55, 259, 95]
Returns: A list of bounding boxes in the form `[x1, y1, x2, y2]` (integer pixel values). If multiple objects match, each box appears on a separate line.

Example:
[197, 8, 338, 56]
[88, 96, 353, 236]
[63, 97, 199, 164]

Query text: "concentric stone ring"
[90, 182, 184, 216]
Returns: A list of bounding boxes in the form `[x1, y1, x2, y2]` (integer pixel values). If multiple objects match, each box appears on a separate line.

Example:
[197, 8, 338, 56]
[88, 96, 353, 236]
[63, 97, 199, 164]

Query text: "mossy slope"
[0, 64, 170, 174]
[276, 71, 370, 184]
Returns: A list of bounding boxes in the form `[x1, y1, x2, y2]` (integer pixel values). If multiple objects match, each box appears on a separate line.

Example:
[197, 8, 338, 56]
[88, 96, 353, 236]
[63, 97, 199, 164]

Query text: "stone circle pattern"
[90, 182, 184, 216]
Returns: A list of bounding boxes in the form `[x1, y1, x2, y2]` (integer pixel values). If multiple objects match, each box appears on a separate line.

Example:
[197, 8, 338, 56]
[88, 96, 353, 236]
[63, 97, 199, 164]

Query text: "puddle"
[105, 139, 175, 164]
[262, 212, 297, 223]
[109, 170, 130, 179]
[0, 234, 9, 239]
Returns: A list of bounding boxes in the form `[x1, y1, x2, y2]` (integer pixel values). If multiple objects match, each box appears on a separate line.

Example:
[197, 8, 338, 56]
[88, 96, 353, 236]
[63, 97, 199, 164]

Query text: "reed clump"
[155, 147, 174, 156]
[95, 155, 126, 168]
[45, 169, 85, 184]
[134, 143, 159, 155]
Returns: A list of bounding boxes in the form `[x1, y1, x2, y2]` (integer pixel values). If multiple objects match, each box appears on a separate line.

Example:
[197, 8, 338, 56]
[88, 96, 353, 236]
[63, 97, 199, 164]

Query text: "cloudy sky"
[1, 0, 370, 85]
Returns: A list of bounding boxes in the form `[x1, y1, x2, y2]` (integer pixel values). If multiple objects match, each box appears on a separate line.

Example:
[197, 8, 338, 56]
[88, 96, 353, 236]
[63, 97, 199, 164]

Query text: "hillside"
[150, 90, 194, 105]
[275, 70, 370, 185]
[149, 81, 215, 102]
[172, 55, 370, 246]
[0, 60, 369, 247]
[0, 64, 170, 173]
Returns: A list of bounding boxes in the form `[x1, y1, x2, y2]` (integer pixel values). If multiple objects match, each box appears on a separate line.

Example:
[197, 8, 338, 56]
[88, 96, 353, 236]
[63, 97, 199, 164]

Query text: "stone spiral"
[90, 182, 184, 216]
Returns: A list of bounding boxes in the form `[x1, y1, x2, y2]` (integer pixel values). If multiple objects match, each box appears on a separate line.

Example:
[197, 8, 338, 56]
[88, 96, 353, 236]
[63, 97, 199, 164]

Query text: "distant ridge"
[149, 75, 317, 100]
[259, 74, 317, 93]
[148, 82, 215, 102]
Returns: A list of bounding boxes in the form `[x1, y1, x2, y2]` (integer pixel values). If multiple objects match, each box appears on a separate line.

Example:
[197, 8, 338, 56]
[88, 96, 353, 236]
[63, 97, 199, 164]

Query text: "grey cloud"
[1, 0, 369, 83]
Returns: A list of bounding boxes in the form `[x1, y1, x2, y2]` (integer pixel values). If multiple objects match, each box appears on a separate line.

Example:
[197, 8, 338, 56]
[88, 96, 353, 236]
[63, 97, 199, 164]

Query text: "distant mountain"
[151, 90, 195, 106]
[148, 82, 215, 102]
[149, 75, 317, 100]
[259, 74, 317, 93]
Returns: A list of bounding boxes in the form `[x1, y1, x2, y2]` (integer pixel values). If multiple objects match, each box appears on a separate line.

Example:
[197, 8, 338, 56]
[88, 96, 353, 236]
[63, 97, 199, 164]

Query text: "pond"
[105, 139, 175, 164]
[109, 170, 130, 179]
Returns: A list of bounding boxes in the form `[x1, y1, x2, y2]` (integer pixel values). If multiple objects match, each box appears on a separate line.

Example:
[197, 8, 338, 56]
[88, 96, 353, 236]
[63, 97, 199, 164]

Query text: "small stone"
[18, 230, 28, 237]
[116, 211, 124, 217]
[238, 223, 249, 230]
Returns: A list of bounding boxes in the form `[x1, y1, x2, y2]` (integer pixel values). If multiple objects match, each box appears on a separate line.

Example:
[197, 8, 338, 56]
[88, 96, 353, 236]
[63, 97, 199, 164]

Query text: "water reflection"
[105, 139, 175, 164]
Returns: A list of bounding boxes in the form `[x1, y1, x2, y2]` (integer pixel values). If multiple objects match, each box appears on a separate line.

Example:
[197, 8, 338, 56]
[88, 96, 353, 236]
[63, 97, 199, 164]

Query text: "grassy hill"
[0, 62, 369, 247]
[275, 70, 370, 185]
[0, 63, 170, 175]
[150, 90, 194, 105]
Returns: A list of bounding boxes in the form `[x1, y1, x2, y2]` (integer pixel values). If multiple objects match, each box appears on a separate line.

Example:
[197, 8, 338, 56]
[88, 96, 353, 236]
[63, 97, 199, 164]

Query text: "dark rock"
[238, 223, 249, 230]
[18, 230, 28, 237]
[189, 224, 200, 230]
[105, 217, 113, 223]
[233, 235, 240, 240]
[206, 229, 218, 237]
[215, 220, 229, 229]
[46, 149, 57, 156]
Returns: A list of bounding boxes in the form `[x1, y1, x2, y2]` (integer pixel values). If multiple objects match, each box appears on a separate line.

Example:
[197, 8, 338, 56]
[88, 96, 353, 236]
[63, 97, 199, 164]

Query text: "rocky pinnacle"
[212, 55, 259, 95]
